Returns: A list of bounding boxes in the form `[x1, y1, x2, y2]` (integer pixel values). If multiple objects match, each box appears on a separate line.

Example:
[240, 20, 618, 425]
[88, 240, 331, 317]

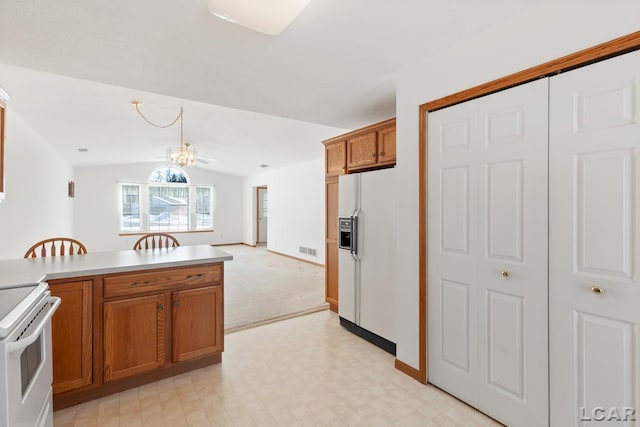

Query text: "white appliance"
[0, 282, 60, 427]
[338, 167, 396, 353]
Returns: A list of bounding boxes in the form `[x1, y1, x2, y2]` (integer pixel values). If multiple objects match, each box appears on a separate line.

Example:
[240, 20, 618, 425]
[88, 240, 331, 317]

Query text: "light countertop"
[0, 245, 233, 288]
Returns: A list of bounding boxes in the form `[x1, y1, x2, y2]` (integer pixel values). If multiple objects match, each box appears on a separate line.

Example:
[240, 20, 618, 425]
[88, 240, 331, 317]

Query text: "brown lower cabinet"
[103, 294, 166, 382]
[50, 280, 93, 394]
[172, 286, 223, 362]
[50, 262, 224, 409]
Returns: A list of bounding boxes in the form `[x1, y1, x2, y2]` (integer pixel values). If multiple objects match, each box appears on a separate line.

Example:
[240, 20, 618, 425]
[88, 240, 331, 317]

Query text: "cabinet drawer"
[104, 264, 222, 298]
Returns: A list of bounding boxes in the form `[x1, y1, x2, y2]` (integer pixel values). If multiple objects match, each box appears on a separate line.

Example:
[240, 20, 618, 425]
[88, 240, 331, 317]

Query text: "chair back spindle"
[24, 237, 88, 258]
[133, 233, 180, 250]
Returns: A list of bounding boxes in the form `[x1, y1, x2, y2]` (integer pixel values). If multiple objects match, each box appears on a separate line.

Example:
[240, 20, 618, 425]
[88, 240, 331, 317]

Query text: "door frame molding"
[410, 31, 640, 384]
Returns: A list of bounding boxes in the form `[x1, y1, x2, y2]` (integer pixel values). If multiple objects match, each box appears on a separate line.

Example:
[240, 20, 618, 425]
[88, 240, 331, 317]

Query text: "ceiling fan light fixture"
[208, 0, 312, 36]
[167, 142, 198, 168]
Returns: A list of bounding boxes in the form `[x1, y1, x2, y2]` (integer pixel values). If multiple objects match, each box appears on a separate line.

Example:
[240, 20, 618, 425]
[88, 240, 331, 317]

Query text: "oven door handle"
[6, 296, 61, 354]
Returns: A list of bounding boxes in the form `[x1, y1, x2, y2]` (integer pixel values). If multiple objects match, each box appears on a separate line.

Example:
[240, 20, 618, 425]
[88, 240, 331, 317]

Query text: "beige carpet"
[219, 244, 328, 333]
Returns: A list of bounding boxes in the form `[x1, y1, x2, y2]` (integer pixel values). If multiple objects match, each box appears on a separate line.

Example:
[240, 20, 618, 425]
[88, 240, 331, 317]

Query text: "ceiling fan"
[153, 152, 214, 165]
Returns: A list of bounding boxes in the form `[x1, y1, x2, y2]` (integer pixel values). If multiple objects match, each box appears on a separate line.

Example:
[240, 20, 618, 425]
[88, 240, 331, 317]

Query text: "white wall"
[0, 109, 74, 260]
[393, 6, 640, 369]
[242, 158, 325, 264]
[73, 163, 244, 252]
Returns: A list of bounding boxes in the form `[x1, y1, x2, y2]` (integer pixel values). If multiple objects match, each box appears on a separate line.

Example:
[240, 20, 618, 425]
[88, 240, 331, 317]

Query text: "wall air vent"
[298, 246, 317, 257]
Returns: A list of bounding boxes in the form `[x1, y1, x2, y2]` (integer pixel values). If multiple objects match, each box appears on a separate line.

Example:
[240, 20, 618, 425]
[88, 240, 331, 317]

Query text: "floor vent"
[299, 246, 317, 257]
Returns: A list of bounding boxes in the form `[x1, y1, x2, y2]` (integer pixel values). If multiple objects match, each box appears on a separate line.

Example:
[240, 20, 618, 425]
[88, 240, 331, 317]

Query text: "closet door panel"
[549, 50, 640, 427]
[440, 166, 470, 255]
[477, 78, 549, 427]
[428, 78, 549, 427]
[484, 160, 524, 262]
[485, 290, 524, 399]
[576, 150, 633, 277]
[428, 101, 480, 406]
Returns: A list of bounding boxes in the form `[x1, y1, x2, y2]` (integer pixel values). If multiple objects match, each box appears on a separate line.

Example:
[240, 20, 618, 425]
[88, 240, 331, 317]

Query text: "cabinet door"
[326, 177, 339, 241]
[325, 240, 339, 310]
[325, 141, 346, 177]
[172, 286, 223, 362]
[104, 294, 166, 382]
[347, 132, 377, 170]
[377, 126, 396, 165]
[325, 176, 339, 311]
[50, 280, 93, 394]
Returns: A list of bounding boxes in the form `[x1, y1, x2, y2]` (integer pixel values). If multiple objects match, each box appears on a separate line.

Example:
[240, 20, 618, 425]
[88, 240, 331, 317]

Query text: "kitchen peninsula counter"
[0, 244, 233, 409]
[0, 244, 232, 288]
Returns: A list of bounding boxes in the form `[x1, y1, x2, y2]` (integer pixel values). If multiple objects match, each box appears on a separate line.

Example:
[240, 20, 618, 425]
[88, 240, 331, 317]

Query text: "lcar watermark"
[580, 407, 636, 422]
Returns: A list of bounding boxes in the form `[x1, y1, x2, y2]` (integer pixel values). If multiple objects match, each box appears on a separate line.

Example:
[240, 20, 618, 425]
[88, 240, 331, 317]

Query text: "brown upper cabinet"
[377, 125, 396, 166]
[347, 132, 377, 170]
[325, 140, 346, 176]
[346, 119, 396, 172]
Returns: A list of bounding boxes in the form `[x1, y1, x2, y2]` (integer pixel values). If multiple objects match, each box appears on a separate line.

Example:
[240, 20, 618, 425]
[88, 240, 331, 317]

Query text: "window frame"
[118, 180, 214, 234]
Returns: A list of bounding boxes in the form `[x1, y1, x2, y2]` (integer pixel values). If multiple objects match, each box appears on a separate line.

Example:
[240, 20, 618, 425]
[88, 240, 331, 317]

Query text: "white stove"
[0, 282, 60, 427]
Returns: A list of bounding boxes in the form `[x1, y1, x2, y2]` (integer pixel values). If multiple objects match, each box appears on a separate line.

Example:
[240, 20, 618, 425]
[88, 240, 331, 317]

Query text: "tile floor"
[53, 311, 503, 426]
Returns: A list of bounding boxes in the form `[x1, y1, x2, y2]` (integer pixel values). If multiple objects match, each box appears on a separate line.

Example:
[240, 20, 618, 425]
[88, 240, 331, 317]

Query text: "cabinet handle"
[174, 300, 180, 307]
[501, 271, 510, 278]
[380, 152, 385, 157]
[158, 303, 164, 311]
[591, 286, 605, 295]
[130, 280, 150, 287]
[371, 153, 375, 158]
[186, 274, 203, 280]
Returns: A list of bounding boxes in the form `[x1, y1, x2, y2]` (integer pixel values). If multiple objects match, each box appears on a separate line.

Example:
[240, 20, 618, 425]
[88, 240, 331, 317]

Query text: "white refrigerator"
[338, 167, 396, 353]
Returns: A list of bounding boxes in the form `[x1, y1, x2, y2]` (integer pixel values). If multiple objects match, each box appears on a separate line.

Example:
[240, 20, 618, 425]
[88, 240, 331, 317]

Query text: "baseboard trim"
[267, 249, 324, 268]
[395, 359, 425, 383]
[328, 301, 338, 313]
[339, 317, 396, 355]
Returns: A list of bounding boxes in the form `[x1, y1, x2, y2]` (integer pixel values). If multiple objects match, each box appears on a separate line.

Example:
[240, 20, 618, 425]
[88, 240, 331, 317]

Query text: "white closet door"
[428, 99, 480, 405]
[428, 78, 549, 427]
[549, 51, 640, 427]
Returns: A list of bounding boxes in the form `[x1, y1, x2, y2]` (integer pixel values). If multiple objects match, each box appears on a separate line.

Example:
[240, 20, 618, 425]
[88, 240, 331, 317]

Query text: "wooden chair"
[24, 237, 88, 258]
[133, 233, 180, 250]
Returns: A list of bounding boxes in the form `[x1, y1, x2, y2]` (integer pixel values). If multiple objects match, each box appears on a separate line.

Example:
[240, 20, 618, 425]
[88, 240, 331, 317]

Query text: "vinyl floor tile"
[54, 310, 502, 427]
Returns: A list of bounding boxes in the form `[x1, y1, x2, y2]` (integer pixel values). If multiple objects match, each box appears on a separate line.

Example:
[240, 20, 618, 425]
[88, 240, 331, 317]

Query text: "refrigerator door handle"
[350, 214, 358, 258]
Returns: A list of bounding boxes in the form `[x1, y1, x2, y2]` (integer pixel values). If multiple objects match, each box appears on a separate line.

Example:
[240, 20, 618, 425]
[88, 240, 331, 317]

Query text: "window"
[119, 167, 214, 233]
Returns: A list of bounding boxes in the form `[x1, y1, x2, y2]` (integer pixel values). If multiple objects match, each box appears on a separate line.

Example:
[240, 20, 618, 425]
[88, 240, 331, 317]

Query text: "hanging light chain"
[132, 100, 196, 167]
[132, 101, 183, 129]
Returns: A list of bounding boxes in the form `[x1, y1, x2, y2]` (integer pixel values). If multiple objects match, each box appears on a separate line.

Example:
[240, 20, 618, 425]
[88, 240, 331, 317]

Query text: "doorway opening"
[256, 186, 268, 246]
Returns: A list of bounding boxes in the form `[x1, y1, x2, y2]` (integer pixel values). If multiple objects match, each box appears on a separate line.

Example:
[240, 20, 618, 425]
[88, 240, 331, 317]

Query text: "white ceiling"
[0, 0, 605, 176]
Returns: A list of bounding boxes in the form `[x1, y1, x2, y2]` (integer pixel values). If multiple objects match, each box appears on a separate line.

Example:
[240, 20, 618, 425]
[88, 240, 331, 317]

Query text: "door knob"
[591, 286, 605, 295]
[501, 271, 510, 278]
